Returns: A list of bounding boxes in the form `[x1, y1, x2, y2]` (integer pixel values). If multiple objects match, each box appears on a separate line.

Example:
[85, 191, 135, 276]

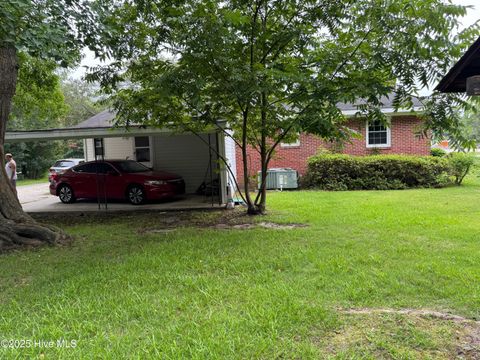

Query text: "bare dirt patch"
[32, 208, 308, 232]
[331, 308, 480, 359]
[213, 222, 308, 230]
[41, 208, 310, 235]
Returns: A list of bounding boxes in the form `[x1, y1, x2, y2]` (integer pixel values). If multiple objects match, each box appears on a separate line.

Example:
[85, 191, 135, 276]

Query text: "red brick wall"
[235, 115, 430, 185]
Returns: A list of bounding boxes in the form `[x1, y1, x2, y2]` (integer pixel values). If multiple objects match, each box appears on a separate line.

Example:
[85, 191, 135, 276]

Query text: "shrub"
[431, 148, 447, 157]
[447, 152, 476, 185]
[302, 154, 452, 190]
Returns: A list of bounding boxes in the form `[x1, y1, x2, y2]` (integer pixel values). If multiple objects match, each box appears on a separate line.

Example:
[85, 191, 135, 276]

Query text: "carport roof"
[5, 123, 173, 143]
[5, 109, 222, 143]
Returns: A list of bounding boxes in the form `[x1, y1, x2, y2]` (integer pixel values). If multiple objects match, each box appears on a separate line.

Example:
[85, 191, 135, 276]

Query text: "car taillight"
[50, 172, 59, 182]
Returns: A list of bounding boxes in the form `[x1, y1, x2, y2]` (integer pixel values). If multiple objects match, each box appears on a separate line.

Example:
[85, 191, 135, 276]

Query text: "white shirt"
[5, 160, 17, 180]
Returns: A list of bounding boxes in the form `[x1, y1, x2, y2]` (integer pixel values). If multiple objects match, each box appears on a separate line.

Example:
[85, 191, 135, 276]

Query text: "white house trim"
[341, 107, 424, 116]
[5, 126, 173, 143]
[365, 120, 391, 148]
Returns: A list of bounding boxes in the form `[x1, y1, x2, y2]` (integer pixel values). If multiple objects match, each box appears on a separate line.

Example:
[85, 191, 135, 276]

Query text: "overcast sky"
[71, 0, 479, 80]
[452, 0, 478, 28]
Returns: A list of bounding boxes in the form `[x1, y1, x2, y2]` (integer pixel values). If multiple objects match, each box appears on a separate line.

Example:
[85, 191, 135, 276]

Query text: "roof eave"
[436, 36, 480, 93]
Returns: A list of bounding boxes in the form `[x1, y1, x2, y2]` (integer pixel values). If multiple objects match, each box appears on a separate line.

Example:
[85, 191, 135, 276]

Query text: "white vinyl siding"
[104, 137, 135, 160]
[152, 134, 218, 194]
[224, 131, 237, 180]
[84, 139, 95, 161]
[85, 137, 134, 161]
[85, 133, 221, 195]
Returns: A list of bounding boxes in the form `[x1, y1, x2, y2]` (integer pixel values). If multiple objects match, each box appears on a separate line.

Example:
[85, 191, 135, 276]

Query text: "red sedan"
[50, 160, 185, 205]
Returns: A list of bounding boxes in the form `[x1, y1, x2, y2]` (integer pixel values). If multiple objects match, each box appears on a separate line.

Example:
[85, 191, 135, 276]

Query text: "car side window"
[96, 163, 116, 174]
[74, 163, 97, 173]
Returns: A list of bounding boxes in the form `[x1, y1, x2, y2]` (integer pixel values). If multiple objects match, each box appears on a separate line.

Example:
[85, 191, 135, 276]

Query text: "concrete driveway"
[18, 183, 220, 213]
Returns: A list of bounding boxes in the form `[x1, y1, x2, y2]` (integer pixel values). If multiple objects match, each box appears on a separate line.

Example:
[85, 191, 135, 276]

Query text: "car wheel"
[127, 185, 145, 205]
[58, 184, 76, 204]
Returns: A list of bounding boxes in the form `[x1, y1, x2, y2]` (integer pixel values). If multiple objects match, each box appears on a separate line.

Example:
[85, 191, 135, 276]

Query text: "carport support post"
[217, 131, 228, 205]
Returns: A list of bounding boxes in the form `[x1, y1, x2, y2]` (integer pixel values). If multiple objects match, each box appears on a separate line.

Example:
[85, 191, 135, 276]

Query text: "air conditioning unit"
[258, 168, 298, 190]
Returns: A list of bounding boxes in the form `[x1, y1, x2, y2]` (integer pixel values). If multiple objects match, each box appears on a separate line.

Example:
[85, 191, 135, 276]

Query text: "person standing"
[5, 153, 17, 196]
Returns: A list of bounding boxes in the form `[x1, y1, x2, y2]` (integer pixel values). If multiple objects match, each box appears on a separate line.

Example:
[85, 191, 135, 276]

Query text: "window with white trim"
[134, 136, 151, 162]
[366, 120, 391, 148]
[280, 134, 301, 148]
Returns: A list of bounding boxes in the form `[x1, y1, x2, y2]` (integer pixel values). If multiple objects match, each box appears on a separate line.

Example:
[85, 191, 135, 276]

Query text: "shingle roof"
[337, 94, 423, 111]
[73, 109, 116, 128]
[75, 94, 422, 129]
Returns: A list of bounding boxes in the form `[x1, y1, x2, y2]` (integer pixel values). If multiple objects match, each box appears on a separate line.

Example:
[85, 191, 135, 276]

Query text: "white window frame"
[133, 136, 153, 165]
[280, 133, 301, 148]
[366, 120, 391, 148]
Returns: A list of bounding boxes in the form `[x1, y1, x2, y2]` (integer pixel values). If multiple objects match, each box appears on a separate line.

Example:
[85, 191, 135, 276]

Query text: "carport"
[6, 111, 237, 212]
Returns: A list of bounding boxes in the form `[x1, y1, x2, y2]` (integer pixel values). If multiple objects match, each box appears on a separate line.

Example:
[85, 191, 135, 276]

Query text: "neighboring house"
[235, 95, 430, 185]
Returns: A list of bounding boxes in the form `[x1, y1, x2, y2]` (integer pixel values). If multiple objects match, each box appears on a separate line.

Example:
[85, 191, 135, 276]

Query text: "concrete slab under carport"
[18, 183, 221, 213]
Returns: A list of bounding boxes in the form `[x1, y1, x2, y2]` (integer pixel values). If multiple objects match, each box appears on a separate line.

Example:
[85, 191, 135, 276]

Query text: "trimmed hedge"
[430, 148, 447, 157]
[302, 154, 452, 190]
[448, 152, 476, 185]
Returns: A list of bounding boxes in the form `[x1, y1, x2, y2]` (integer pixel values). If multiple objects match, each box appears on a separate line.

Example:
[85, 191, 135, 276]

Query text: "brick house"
[235, 96, 430, 185]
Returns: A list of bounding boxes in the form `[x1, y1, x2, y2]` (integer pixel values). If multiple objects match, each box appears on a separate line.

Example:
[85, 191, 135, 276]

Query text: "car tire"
[58, 184, 76, 204]
[127, 185, 146, 205]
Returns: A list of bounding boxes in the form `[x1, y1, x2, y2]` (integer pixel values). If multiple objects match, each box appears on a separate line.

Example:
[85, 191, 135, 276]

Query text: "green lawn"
[16, 175, 49, 186]
[1, 175, 480, 358]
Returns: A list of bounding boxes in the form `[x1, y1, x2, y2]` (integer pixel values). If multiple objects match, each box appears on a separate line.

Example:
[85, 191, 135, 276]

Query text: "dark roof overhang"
[436, 36, 480, 93]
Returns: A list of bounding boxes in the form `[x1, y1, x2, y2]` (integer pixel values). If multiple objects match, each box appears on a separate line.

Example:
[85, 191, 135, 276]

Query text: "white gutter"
[340, 107, 424, 116]
[5, 126, 216, 143]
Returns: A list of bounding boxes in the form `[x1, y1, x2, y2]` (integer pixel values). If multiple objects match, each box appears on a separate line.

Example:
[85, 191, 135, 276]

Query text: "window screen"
[135, 137, 151, 162]
[368, 121, 389, 146]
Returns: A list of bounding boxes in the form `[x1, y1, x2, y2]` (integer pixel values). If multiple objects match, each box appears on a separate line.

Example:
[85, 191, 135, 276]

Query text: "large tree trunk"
[0, 47, 68, 250]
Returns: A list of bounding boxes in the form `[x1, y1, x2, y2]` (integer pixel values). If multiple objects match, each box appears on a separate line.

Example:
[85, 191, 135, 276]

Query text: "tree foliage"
[0, 0, 95, 65]
[60, 75, 105, 127]
[5, 59, 105, 179]
[9, 53, 68, 131]
[59, 75, 108, 160]
[0, 0, 96, 246]
[89, 0, 479, 213]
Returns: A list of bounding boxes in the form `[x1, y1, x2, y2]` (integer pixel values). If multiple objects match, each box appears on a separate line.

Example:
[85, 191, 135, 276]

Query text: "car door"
[70, 163, 97, 198]
[97, 163, 124, 200]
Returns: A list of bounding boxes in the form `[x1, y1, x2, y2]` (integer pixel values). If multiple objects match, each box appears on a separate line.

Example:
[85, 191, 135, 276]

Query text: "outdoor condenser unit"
[258, 168, 298, 190]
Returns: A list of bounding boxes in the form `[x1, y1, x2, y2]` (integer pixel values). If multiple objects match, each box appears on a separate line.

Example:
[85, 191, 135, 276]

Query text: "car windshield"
[114, 161, 150, 173]
[53, 161, 75, 168]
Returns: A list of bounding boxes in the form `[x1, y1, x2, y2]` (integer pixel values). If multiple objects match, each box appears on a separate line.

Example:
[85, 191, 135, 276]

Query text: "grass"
[1, 175, 480, 358]
[16, 175, 48, 186]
